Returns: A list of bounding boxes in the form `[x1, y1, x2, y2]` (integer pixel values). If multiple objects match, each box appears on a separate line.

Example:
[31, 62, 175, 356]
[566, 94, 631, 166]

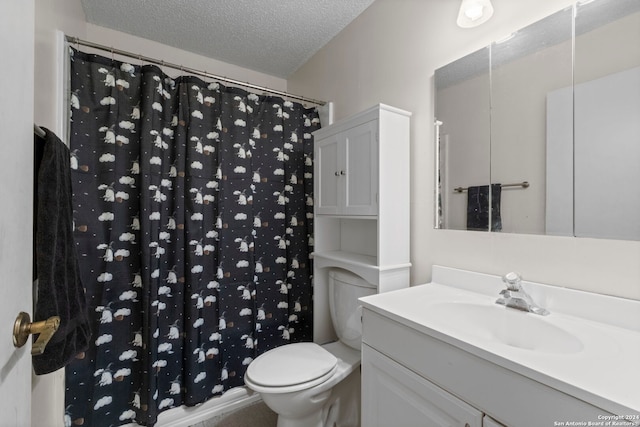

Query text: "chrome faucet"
[496, 272, 549, 316]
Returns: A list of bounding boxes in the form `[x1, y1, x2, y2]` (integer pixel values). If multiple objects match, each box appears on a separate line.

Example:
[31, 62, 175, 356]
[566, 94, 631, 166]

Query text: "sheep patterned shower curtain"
[65, 48, 318, 427]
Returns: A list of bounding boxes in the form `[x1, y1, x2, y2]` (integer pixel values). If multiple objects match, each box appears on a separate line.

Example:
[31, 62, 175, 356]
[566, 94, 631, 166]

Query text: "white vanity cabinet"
[361, 308, 618, 427]
[360, 266, 640, 427]
[312, 104, 412, 343]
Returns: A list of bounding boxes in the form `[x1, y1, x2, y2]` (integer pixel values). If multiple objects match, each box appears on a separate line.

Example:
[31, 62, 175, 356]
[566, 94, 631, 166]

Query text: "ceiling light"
[457, 0, 494, 28]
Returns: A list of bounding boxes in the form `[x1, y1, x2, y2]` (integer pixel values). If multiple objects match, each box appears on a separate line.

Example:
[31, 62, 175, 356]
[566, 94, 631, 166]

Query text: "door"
[315, 135, 341, 214]
[343, 121, 378, 215]
[362, 345, 483, 427]
[0, 2, 35, 426]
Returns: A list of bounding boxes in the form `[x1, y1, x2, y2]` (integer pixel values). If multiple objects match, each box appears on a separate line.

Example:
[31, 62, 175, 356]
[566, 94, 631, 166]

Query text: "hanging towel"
[466, 184, 502, 231]
[33, 127, 91, 375]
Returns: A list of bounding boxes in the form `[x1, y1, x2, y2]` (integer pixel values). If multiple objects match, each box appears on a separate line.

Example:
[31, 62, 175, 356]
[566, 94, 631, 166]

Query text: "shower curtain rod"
[65, 35, 327, 106]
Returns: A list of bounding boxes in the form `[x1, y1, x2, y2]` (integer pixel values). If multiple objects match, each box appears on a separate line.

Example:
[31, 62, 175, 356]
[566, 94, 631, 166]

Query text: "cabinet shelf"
[312, 250, 377, 269]
[311, 250, 411, 272]
[316, 214, 378, 220]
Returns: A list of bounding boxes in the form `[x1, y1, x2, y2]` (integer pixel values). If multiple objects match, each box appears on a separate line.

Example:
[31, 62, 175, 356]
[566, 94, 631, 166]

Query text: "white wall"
[288, 0, 640, 301]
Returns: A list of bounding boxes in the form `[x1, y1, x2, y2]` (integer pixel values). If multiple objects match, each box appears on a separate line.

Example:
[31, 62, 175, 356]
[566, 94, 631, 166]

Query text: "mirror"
[435, 47, 491, 231]
[435, 0, 640, 240]
[491, 8, 573, 235]
[570, 0, 640, 240]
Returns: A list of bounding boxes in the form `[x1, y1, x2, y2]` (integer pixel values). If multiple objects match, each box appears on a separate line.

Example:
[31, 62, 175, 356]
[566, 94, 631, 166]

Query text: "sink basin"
[427, 302, 584, 354]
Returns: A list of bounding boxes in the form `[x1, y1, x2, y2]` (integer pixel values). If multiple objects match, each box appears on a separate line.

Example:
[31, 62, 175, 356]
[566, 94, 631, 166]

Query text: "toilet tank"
[328, 269, 376, 350]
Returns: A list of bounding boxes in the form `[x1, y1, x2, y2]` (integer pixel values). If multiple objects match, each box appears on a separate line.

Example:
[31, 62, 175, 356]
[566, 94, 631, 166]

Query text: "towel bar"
[454, 181, 529, 193]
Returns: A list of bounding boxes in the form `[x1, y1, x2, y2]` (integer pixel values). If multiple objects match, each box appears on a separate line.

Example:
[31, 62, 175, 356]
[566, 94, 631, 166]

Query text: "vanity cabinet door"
[483, 415, 507, 427]
[362, 345, 483, 427]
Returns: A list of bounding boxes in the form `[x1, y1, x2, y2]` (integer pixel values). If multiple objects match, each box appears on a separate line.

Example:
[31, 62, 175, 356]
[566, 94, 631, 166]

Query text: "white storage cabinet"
[312, 104, 412, 343]
[315, 120, 378, 216]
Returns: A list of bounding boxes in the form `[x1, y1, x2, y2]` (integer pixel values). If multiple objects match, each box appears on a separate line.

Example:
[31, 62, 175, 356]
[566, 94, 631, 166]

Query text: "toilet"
[244, 268, 376, 427]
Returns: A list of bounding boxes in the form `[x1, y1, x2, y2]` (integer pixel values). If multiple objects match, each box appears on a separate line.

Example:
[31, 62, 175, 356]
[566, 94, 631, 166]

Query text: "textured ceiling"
[80, 0, 376, 78]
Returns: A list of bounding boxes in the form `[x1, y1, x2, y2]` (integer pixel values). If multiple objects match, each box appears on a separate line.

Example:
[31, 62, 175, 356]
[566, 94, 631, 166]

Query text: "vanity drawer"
[362, 309, 612, 427]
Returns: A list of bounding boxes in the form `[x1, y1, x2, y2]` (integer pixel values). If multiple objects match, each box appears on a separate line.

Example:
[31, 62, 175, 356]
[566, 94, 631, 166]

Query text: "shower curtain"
[65, 47, 319, 427]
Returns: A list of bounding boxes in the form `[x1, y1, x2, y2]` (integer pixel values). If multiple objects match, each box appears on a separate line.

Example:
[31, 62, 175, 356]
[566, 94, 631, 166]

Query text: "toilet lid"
[246, 342, 338, 387]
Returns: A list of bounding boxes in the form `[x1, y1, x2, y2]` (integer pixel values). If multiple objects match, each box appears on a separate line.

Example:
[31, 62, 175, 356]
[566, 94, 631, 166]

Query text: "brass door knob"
[13, 312, 60, 355]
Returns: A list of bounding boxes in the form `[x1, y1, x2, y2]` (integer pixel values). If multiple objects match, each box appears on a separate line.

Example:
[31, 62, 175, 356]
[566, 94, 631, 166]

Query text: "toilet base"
[262, 389, 332, 427]
[274, 400, 346, 427]
[275, 408, 326, 427]
[261, 368, 360, 427]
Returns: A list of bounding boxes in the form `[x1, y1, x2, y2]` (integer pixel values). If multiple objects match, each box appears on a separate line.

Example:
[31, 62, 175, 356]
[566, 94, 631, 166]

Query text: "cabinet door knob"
[340, 170, 346, 175]
[335, 171, 340, 176]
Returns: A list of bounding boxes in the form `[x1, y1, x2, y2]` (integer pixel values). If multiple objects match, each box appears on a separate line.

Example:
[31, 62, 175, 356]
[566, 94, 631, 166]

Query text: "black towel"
[466, 184, 502, 231]
[33, 127, 91, 375]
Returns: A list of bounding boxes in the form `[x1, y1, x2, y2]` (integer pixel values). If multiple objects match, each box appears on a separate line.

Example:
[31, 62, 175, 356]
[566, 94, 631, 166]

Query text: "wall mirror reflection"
[563, 0, 640, 240]
[435, 47, 491, 231]
[435, 0, 640, 240]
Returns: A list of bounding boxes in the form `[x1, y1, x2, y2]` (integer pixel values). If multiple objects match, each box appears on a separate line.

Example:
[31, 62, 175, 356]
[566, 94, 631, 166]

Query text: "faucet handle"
[502, 272, 522, 291]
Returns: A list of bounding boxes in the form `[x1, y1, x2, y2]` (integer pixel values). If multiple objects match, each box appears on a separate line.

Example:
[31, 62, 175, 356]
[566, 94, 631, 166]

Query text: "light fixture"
[457, 0, 494, 28]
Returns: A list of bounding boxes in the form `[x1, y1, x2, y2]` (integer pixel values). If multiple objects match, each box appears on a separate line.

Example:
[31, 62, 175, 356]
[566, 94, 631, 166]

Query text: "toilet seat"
[245, 342, 338, 393]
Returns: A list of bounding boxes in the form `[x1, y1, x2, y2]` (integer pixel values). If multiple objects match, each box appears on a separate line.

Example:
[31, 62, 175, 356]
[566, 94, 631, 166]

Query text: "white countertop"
[359, 266, 640, 420]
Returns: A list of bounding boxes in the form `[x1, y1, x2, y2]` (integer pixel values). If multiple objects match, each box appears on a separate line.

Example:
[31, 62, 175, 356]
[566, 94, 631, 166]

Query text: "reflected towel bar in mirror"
[454, 181, 529, 193]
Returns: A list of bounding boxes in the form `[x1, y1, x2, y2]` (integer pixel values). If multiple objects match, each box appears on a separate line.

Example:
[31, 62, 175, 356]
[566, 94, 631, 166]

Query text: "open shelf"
[312, 250, 378, 269]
